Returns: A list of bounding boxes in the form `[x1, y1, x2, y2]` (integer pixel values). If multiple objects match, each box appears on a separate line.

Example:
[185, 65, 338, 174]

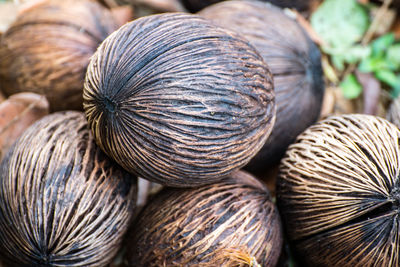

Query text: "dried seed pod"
[182, 0, 318, 13]
[200, 1, 324, 172]
[277, 114, 400, 266]
[84, 13, 275, 187]
[0, 111, 137, 266]
[99, 0, 185, 12]
[387, 96, 400, 128]
[127, 170, 283, 266]
[180, 0, 220, 12]
[0, 0, 118, 111]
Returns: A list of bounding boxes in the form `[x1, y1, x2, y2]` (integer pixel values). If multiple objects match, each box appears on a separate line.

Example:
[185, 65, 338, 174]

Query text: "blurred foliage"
[311, 0, 400, 99]
[311, 0, 369, 71]
[359, 33, 400, 97]
[339, 74, 363, 99]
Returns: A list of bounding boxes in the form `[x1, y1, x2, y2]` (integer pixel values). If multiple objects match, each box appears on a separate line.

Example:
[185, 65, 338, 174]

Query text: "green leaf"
[343, 45, 371, 64]
[387, 44, 400, 69]
[326, 45, 371, 71]
[375, 70, 400, 88]
[311, 0, 369, 50]
[371, 33, 395, 58]
[392, 86, 400, 99]
[358, 57, 395, 72]
[340, 74, 363, 99]
[331, 55, 345, 71]
[358, 57, 378, 72]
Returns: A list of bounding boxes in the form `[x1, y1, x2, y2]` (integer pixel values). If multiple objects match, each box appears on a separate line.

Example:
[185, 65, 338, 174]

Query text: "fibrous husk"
[199, 1, 324, 173]
[0, 111, 137, 266]
[127, 170, 282, 266]
[0, 0, 118, 111]
[84, 13, 275, 187]
[277, 114, 400, 266]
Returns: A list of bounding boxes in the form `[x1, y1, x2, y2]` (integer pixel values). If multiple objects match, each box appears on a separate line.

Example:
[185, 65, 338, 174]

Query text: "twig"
[362, 0, 393, 45]
[288, 9, 326, 46]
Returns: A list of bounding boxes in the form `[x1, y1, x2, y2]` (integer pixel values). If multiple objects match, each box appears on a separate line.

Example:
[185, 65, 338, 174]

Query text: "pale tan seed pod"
[199, 0, 324, 172]
[0, 111, 137, 266]
[84, 12, 275, 187]
[126, 170, 283, 266]
[277, 114, 400, 267]
[0, 0, 118, 111]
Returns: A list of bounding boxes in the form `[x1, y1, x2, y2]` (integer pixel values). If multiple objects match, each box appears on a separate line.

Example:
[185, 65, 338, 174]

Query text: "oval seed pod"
[200, 1, 324, 172]
[84, 13, 275, 187]
[0, 111, 137, 266]
[181, 0, 319, 13]
[0, 0, 118, 111]
[277, 114, 400, 266]
[127, 170, 283, 266]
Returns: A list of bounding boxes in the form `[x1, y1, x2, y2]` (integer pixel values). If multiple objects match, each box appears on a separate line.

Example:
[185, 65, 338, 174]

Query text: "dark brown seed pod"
[127, 170, 283, 266]
[182, 0, 319, 13]
[0, 0, 118, 111]
[180, 0, 220, 12]
[200, 1, 324, 172]
[0, 111, 137, 266]
[84, 13, 275, 187]
[387, 96, 400, 128]
[277, 114, 400, 267]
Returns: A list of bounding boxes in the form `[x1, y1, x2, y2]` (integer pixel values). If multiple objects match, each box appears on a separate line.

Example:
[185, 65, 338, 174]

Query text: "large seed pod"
[200, 1, 324, 172]
[180, 0, 220, 12]
[97, 0, 184, 12]
[277, 114, 400, 266]
[0, 0, 118, 111]
[181, 0, 319, 13]
[127, 170, 283, 266]
[0, 111, 137, 266]
[84, 13, 275, 187]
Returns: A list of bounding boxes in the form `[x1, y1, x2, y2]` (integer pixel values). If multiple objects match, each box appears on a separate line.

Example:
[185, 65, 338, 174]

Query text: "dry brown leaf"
[288, 9, 326, 46]
[111, 5, 134, 26]
[370, 5, 396, 35]
[320, 87, 336, 119]
[324, 87, 360, 115]
[0, 90, 6, 103]
[0, 92, 49, 161]
[356, 71, 381, 115]
[392, 14, 400, 38]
